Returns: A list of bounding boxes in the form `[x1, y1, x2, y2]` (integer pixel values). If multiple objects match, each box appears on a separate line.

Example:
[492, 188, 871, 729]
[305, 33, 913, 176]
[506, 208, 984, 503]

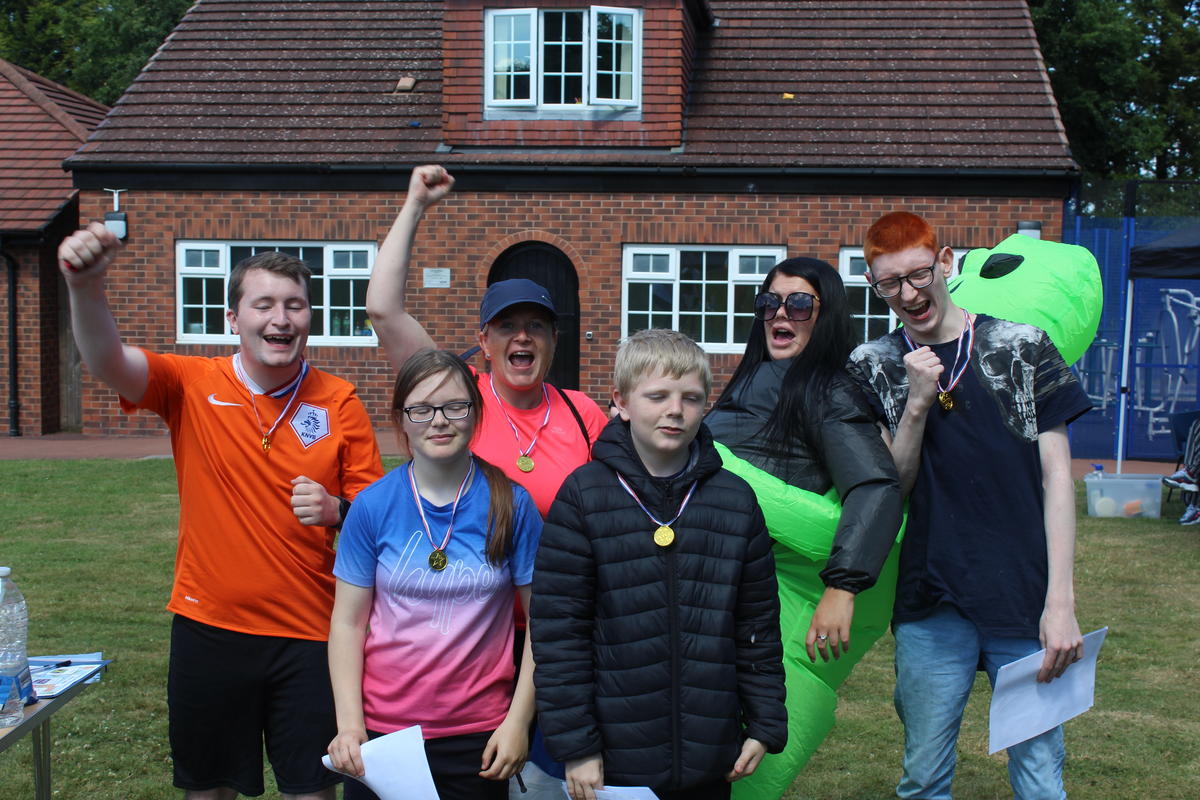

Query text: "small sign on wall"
[423, 268, 451, 288]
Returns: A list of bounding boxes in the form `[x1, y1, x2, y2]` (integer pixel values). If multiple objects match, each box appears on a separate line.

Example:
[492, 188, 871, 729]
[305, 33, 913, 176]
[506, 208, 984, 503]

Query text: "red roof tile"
[68, 0, 1074, 173]
[0, 59, 109, 232]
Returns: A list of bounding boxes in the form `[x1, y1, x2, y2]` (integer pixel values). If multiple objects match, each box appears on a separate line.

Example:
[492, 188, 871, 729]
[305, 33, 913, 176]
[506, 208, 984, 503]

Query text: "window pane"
[705, 252, 728, 281]
[205, 277, 224, 305]
[650, 283, 672, 312]
[565, 48, 582, 74]
[734, 284, 757, 313]
[565, 11, 582, 40]
[680, 251, 703, 280]
[597, 44, 612, 72]
[705, 284, 727, 312]
[544, 75, 563, 104]
[310, 280, 324, 307]
[739, 254, 775, 275]
[703, 314, 725, 344]
[205, 308, 224, 334]
[352, 278, 368, 305]
[627, 313, 649, 334]
[679, 314, 701, 340]
[650, 312, 673, 330]
[331, 279, 350, 306]
[330, 309, 351, 337]
[679, 283, 701, 311]
[564, 75, 582, 103]
[353, 309, 372, 336]
[333, 251, 349, 269]
[183, 307, 203, 331]
[628, 282, 649, 309]
[184, 277, 203, 305]
[869, 318, 891, 340]
[545, 44, 562, 72]
[734, 315, 753, 343]
[230, 246, 252, 265]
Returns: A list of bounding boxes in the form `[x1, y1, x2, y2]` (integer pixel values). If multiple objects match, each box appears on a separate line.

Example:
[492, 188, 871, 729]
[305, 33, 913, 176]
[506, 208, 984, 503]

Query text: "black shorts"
[168, 615, 339, 796]
[343, 729, 506, 800]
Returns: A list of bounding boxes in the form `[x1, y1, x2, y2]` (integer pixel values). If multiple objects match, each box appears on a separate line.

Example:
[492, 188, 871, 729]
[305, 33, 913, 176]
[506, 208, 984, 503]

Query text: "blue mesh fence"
[1065, 216, 1200, 460]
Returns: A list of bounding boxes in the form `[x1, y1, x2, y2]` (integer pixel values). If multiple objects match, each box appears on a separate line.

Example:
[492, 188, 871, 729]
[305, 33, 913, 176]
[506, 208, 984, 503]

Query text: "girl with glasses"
[326, 349, 543, 800]
[704, 257, 904, 795]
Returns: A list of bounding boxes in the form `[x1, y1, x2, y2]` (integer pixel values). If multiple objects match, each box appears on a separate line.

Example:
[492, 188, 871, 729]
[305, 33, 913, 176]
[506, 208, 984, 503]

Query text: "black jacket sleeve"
[812, 375, 904, 594]
[733, 501, 788, 754]
[529, 473, 603, 763]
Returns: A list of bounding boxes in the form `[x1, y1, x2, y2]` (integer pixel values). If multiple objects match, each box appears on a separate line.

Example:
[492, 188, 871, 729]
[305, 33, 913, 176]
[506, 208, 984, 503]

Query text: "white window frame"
[622, 244, 787, 354]
[175, 241, 378, 347]
[484, 6, 642, 110]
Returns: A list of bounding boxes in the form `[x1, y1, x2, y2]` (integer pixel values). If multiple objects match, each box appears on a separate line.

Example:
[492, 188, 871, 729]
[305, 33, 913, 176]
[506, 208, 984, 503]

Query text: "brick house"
[0, 58, 109, 436]
[61, 0, 1076, 436]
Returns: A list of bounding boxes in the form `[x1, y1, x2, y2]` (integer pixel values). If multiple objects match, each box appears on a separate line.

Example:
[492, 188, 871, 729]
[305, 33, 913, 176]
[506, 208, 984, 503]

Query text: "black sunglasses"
[753, 291, 819, 322]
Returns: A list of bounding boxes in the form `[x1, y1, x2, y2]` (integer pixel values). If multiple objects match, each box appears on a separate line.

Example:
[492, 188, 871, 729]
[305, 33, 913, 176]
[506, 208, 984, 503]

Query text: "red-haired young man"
[847, 211, 1091, 799]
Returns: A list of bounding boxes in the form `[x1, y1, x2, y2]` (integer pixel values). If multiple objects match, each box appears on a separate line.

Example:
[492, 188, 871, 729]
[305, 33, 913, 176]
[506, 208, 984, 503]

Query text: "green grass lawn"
[1, 458, 1197, 798]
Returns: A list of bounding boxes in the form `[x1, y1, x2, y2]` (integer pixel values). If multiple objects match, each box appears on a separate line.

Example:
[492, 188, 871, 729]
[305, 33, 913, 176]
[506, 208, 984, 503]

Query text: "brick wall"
[0, 211, 78, 436]
[72, 187, 1062, 436]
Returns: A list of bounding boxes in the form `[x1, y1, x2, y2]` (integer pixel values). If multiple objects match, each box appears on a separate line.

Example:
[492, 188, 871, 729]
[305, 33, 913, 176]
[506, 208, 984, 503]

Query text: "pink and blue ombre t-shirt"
[334, 462, 542, 738]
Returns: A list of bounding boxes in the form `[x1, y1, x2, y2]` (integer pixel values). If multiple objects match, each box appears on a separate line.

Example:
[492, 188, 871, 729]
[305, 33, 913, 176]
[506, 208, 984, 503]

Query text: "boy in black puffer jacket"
[531, 329, 787, 800]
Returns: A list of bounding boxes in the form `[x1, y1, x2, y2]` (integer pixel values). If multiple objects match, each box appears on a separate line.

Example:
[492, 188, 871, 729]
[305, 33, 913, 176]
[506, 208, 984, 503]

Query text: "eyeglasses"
[753, 291, 819, 322]
[401, 401, 473, 424]
[870, 264, 937, 298]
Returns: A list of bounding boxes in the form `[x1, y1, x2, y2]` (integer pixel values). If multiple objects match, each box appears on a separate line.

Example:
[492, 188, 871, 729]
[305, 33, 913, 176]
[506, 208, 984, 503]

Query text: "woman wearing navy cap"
[366, 166, 608, 797]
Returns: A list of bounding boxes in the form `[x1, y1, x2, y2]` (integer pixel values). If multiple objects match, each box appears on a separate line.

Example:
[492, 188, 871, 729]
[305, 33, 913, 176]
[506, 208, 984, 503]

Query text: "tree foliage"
[1030, 0, 1200, 181]
[0, 0, 193, 106]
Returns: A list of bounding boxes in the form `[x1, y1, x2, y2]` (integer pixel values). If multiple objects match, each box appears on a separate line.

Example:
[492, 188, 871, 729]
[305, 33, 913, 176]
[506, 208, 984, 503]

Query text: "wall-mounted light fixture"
[1016, 220, 1042, 239]
[103, 188, 128, 240]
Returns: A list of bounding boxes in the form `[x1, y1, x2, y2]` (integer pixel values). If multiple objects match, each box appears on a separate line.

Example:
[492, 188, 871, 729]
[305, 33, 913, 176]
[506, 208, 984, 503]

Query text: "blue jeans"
[893, 605, 1066, 800]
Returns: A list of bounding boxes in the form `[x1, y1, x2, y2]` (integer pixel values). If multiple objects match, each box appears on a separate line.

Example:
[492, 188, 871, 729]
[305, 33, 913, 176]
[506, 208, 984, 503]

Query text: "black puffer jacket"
[530, 418, 786, 792]
[706, 363, 902, 593]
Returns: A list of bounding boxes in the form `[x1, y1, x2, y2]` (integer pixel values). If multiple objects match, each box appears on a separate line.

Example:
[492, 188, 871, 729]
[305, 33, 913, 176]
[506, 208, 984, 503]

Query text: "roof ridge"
[0, 57, 101, 143]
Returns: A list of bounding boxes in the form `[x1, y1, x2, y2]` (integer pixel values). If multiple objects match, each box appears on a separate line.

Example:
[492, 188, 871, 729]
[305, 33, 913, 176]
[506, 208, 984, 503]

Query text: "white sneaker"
[1163, 469, 1199, 492]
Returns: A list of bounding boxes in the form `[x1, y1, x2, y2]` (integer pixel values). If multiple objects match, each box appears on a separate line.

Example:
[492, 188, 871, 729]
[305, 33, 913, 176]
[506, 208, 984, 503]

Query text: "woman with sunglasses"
[705, 257, 903, 795]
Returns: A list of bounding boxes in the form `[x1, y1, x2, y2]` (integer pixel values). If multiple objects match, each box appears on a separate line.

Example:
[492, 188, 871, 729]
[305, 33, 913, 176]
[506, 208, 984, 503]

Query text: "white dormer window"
[486, 6, 641, 111]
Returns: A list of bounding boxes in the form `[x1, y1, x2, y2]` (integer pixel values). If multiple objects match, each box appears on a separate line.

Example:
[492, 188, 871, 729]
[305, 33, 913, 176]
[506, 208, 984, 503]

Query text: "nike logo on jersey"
[207, 393, 243, 407]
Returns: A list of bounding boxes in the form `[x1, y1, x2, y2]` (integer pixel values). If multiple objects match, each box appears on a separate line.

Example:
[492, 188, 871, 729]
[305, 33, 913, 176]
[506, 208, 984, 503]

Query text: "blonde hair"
[614, 329, 711, 397]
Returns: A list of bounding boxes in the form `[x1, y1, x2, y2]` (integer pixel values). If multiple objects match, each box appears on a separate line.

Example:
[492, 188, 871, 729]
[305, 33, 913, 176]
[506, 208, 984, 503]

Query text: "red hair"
[864, 212, 939, 269]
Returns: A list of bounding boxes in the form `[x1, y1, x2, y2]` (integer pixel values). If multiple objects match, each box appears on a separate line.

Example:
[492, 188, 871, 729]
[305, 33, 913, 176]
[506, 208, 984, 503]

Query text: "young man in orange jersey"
[59, 223, 383, 800]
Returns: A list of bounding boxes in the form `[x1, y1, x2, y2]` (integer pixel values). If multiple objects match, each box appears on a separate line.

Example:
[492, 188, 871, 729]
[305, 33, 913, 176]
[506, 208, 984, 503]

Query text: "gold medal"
[516, 455, 535, 473]
[653, 525, 675, 547]
[937, 391, 954, 411]
[262, 436, 271, 452]
[428, 549, 448, 571]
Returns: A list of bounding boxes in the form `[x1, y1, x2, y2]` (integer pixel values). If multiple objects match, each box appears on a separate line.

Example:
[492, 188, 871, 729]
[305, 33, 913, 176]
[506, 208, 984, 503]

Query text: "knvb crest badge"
[290, 403, 331, 448]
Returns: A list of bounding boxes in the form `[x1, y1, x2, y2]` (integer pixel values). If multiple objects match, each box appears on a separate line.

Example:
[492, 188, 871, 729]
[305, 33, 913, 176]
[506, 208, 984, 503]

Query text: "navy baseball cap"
[478, 279, 557, 328]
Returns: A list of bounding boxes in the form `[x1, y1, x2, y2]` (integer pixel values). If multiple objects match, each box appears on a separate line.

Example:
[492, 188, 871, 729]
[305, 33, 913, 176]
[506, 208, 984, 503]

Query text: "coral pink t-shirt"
[471, 369, 608, 517]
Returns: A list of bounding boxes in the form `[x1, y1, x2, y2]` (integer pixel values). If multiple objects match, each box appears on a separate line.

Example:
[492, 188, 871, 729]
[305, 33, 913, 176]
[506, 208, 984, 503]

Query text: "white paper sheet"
[559, 785, 660, 800]
[988, 627, 1108, 754]
[321, 725, 439, 800]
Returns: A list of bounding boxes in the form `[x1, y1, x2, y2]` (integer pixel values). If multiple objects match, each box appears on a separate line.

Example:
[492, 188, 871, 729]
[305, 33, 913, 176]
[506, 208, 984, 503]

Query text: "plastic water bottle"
[0, 566, 32, 727]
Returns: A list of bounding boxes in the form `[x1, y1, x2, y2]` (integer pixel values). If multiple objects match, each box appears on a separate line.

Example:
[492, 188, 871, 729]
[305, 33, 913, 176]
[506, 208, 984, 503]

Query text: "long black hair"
[712, 257, 859, 447]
